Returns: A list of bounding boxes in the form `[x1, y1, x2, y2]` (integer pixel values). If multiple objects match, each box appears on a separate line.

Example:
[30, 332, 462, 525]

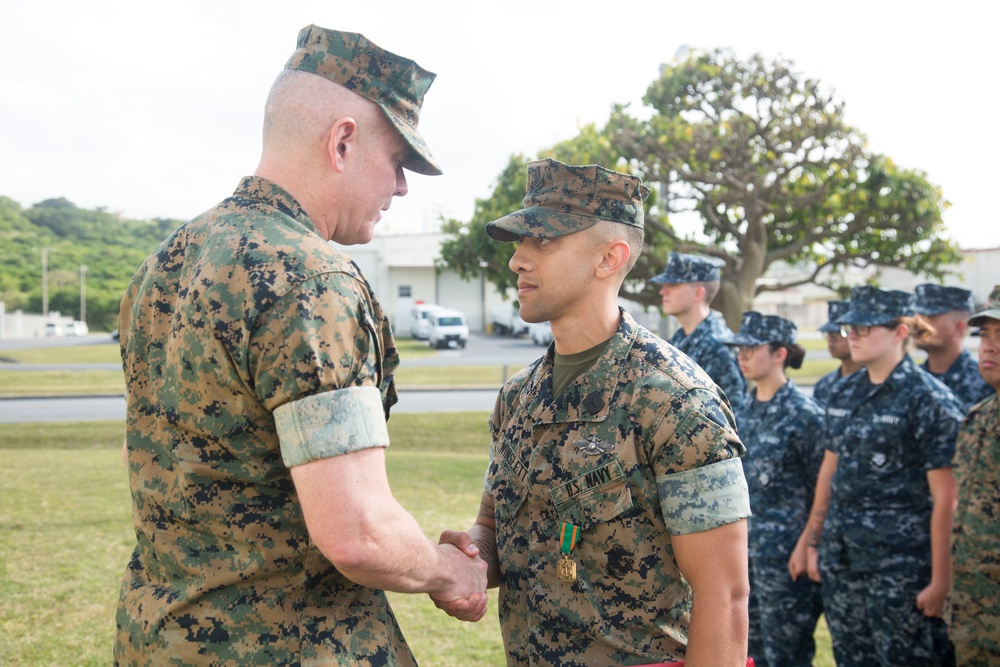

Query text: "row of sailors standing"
[651, 252, 1000, 667]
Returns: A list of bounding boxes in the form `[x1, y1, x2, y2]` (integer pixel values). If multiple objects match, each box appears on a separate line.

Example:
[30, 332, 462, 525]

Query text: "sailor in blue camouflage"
[913, 283, 993, 410]
[651, 252, 748, 407]
[723, 312, 825, 667]
[949, 285, 1000, 665]
[113, 25, 487, 666]
[814, 285, 965, 666]
[469, 159, 752, 665]
[812, 300, 856, 407]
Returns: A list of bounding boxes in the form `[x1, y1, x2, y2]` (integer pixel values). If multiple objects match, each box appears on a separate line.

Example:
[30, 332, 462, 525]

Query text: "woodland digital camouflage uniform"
[921, 349, 993, 411]
[115, 177, 412, 666]
[734, 379, 825, 667]
[486, 309, 750, 666]
[949, 383, 1000, 664]
[818, 354, 965, 666]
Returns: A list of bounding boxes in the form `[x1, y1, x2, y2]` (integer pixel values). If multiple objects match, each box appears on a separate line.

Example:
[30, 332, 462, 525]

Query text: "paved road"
[0, 331, 549, 370]
[0, 389, 501, 424]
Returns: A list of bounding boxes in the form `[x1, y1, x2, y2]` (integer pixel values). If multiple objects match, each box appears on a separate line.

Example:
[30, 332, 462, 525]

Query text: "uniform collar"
[519, 308, 639, 425]
[232, 176, 319, 236]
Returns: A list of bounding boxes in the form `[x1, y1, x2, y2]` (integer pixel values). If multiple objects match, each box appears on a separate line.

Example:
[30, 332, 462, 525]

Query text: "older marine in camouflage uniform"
[444, 159, 752, 665]
[651, 252, 748, 407]
[114, 26, 487, 666]
[812, 286, 965, 667]
[722, 312, 825, 667]
[913, 283, 993, 411]
[812, 300, 856, 408]
[949, 286, 1000, 666]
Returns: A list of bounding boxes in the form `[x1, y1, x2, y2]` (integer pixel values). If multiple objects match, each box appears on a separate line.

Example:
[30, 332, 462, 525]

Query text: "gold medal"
[558, 554, 577, 582]
[558, 522, 579, 583]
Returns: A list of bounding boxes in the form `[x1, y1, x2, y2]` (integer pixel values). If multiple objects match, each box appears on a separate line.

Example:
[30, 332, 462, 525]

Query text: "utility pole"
[41, 247, 49, 317]
[80, 265, 87, 323]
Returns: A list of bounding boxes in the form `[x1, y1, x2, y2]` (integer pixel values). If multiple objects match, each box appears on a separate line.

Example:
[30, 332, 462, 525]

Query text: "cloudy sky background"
[1, 0, 995, 249]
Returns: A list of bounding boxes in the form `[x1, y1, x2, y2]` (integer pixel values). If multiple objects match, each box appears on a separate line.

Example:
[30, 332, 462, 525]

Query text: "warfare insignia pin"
[573, 435, 614, 456]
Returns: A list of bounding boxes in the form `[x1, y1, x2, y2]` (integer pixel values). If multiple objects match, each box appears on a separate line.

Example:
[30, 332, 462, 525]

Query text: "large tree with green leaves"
[441, 48, 960, 329]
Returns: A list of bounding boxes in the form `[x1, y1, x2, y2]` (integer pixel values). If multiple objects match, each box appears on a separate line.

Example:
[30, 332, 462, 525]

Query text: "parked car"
[43, 322, 64, 337]
[66, 320, 89, 336]
[489, 304, 528, 336]
[528, 321, 553, 346]
[427, 309, 469, 349]
[409, 303, 443, 340]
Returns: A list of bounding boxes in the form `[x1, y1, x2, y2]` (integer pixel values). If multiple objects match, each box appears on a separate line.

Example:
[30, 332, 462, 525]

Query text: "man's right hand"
[431, 537, 488, 622]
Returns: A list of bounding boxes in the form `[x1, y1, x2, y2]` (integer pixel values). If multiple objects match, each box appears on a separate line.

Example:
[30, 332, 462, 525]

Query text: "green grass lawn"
[0, 414, 835, 666]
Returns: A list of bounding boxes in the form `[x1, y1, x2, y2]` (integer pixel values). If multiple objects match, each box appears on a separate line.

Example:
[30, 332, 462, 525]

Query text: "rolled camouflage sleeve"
[650, 387, 750, 534]
[251, 274, 382, 413]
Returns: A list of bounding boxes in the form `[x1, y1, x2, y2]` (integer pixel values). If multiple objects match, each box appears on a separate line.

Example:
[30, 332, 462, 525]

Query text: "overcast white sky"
[1, 0, 996, 249]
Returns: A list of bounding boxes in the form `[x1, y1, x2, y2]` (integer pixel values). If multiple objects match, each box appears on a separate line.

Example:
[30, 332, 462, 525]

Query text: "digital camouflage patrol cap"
[285, 25, 442, 176]
[913, 283, 976, 316]
[721, 311, 798, 346]
[819, 299, 850, 333]
[649, 251, 725, 284]
[484, 158, 649, 242]
[836, 285, 915, 326]
[969, 284, 1000, 327]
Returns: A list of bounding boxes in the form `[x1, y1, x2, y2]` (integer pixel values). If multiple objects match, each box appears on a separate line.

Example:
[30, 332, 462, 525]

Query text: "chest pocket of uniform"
[490, 437, 529, 530]
[549, 459, 633, 530]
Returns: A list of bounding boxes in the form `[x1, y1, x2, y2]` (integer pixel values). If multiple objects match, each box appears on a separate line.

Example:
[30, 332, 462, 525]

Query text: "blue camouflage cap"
[649, 251, 725, 284]
[969, 284, 1000, 327]
[721, 311, 797, 346]
[285, 25, 442, 176]
[485, 159, 649, 242]
[818, 300, 851, 333]
[913, 283, 976, 316]
[836, 285, 915, 326]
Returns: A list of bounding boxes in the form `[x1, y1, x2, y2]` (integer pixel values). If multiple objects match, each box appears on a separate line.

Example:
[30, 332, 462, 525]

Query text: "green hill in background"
[0, 196, 184, 331]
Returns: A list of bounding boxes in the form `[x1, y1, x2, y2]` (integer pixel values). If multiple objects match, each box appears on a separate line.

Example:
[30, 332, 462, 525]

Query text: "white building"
[335, 232, 1000, 336]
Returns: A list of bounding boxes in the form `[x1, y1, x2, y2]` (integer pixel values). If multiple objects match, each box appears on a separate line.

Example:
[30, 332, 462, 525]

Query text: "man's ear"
[596, 239, 630, 278]
[327, 116, 358, 172]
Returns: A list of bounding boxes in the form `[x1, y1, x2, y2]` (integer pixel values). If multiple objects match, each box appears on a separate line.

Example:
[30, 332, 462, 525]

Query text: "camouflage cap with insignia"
[649, 251, 725, 285]
[285, 25, 442, 176]
[818, 299, 851, 333]
[484, 158, 649, 242]
[969, 284, 1000, 327]
[721, 311, 797, 346]
[913, 283, 976, 316]
[836, 285, 915, 326]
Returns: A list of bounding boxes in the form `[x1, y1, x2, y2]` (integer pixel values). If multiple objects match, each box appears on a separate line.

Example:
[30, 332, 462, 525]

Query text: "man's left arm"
[652, 386, 750, 666]
[673, 520, 749, 667]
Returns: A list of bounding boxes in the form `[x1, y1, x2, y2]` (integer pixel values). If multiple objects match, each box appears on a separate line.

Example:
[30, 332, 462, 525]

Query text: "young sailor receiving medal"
[434, 159, 752, 667]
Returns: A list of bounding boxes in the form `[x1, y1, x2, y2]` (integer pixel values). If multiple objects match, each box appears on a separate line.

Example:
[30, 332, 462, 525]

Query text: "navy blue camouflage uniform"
[819, 355, 964, 666]
[736, 380, 825, 667]
[651, 252, 748, 406]
[921, 350, 993, 411]
[914, 283, 992, 411]
[812, 368, 847, 408]
[670, 313, 747, 407]
[813, 300, 853, 408]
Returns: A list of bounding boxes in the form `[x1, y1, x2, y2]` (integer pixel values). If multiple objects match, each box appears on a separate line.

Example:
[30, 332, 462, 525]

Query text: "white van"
[409, 303, 443, 340]
[66, 321, 89, 336]
[427, 309, 469, 349]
